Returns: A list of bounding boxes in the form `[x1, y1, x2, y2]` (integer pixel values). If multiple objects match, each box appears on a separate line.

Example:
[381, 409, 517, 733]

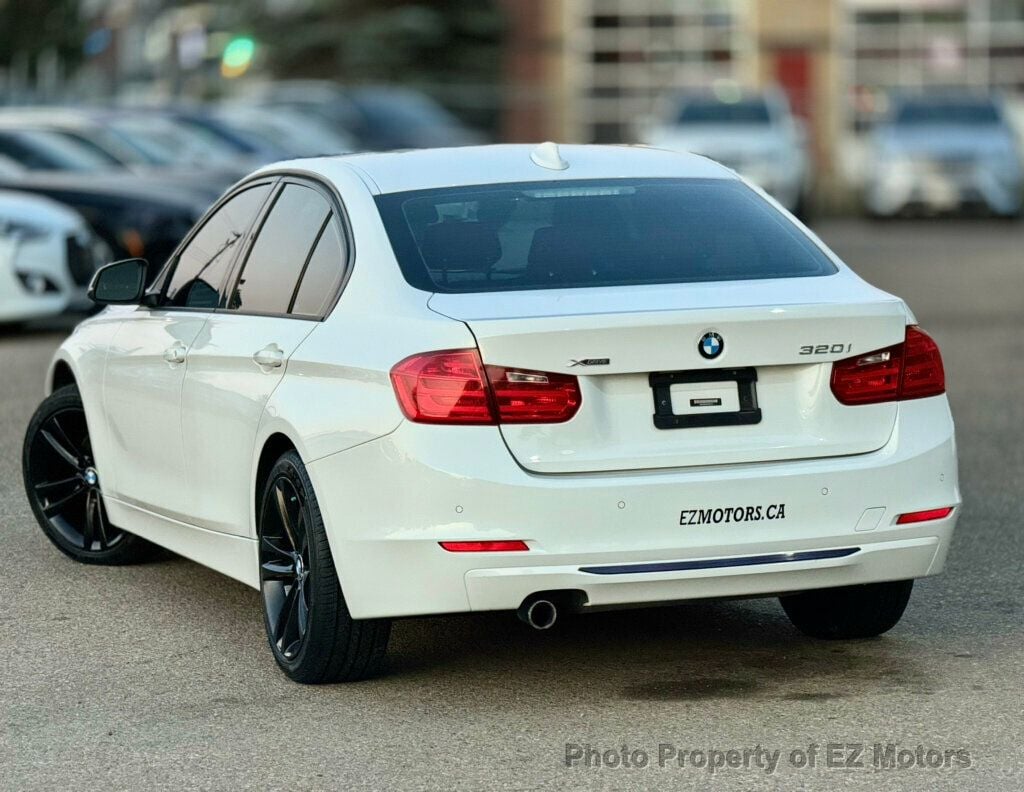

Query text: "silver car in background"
[643, 88, 810, 217]
[866, 94, 1023, 218]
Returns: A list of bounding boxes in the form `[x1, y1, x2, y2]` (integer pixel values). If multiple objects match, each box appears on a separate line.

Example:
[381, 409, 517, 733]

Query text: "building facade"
[503, 0, 1024, 204]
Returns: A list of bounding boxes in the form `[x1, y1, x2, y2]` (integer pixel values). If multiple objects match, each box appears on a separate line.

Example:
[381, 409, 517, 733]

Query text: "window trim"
[146, 176, 280, 312]
[218, 173, 354, 322]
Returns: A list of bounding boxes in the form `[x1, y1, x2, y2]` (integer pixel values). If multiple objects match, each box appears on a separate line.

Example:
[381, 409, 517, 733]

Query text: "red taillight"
[896, 507, 954, 524]
[439, 540, 530, 552]
[900, 325, 946, 400]
[484, 365, 582, 424]
[390, 349, 581, 425]
[830, 326, 945, 406]
[390, 349, 493, 424]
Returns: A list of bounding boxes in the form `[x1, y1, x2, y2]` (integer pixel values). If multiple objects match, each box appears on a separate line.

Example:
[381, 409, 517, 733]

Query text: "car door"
[101, 182, 274, 519]
[180, 179, 346, 536]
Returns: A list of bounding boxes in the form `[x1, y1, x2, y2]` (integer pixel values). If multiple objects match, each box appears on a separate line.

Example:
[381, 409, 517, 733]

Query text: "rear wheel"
[23, 385, 155, 564]
[258, 450, 391, 683]
[780, 580, 914, 639]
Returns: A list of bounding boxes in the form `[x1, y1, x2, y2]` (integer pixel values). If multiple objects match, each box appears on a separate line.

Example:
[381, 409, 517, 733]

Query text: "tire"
[780, 580, 914, 640]
[257, 450, 391, 683]
[22, 384, 156, 565]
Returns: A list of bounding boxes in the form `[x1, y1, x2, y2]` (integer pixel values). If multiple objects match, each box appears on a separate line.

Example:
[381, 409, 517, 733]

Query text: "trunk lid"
[429, 273, 907, 474]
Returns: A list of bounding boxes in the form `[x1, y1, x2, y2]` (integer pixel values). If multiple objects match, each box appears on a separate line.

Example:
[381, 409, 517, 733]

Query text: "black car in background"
[0, 170, 208, 274]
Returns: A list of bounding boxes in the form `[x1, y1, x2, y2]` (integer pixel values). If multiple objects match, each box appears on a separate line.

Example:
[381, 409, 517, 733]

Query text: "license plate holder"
[649, 367, 762, 430]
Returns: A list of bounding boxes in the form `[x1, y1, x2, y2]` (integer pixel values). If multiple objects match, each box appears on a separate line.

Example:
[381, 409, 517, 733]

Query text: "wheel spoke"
[34, 475, 80, 494]
[295, 512, 308, 553]
[297, 583, 309, 638]
[82, 491, 97, 549]
[274, 584, 299, 645]
[95, 495, 109, 550]
[50, 416, 84, 462]
[261, 535, 292, 560]
[261, 558, 296, 581]
[42, 484, 87, 516]
[40, 428, 80, 470]
[274, 482, 298, 549]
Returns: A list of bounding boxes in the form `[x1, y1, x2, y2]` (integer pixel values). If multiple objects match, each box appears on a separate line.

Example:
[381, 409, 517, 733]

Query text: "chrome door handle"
[163, 342, 187, 364]
[253, 344, 284, 369]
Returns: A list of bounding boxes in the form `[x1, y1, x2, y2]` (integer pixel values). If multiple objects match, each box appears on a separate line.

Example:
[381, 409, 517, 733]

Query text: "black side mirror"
[88, 259, 149, 305]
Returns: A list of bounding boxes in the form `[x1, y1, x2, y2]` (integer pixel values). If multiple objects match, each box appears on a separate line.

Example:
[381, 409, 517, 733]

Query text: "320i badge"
[22, 143, 959, 683]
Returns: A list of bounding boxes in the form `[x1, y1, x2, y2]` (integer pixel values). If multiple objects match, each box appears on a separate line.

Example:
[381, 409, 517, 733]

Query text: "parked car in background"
[213, 104, 356, 158]
[866, 94, 1023, 218]
[0, 170, 209, 271]
[0, 125, 126, 173]
[242, 80, 486, 151]
[163, 107, 292, 164]
[0, 108, 249, 195]
[0, 190, 107, 323]
[644, 89, 811, 217]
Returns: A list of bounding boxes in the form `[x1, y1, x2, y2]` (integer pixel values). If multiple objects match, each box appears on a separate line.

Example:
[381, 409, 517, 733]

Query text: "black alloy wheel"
[23, 385, 153, 564]
[259, 474, 313, 661]
[257, 451, 391, 683]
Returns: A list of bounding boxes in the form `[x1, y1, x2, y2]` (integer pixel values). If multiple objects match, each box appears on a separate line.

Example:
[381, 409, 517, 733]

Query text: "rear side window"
[227, 184, 331, 315]
[291, 219, 347, 318]
[165, 183, 272, 307]
[376, 179, 836, 294]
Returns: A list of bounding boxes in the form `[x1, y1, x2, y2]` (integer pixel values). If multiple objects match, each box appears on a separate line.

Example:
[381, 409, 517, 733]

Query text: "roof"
[256, 143, 736, 195]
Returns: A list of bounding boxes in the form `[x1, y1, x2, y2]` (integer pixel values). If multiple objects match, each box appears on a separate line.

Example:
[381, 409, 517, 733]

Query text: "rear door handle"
[253, 343, 285, 369]
[163, 342, 187, 365]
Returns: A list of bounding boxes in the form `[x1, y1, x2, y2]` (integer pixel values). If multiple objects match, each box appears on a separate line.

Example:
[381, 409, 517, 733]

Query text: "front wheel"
[780, 580, 914, 639]
[23, 385, 155, 565]
[258, 450, 391, 683]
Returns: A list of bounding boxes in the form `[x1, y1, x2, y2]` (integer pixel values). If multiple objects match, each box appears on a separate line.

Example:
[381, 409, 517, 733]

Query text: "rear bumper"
[307, 396, 959, 619]
[464, 531, 950, 612]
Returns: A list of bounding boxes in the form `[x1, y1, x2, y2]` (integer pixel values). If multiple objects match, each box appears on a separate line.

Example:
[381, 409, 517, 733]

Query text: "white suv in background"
[644, 88, 811, 217]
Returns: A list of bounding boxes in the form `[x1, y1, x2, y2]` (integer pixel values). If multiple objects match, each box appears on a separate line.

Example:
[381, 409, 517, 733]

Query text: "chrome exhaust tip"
[519, 598, 558, 630]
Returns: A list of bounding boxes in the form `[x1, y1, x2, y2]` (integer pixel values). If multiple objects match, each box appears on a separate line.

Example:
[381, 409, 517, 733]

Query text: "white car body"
[644, 90, 810, 214]
[1, 190, 104, 322]
[45, 144, 958, 623]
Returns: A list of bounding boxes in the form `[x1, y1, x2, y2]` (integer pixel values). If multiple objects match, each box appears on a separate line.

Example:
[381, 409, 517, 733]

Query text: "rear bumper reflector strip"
[578, 547, 860, 576]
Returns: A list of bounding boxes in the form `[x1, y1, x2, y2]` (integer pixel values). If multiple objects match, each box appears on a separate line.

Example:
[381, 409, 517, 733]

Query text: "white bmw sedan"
[23, 144, 960, 683]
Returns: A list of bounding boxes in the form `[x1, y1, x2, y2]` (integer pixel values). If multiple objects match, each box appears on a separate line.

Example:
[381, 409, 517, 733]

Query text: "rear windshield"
[376, 179, 836, 294]
[678, 99, 771, 125]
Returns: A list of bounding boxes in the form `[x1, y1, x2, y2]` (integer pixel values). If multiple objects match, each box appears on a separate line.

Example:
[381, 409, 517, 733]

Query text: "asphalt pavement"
[1, 219, 1022, 791]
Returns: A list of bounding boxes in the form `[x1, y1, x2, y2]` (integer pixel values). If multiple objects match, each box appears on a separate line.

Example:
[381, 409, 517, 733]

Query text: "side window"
[165, 184, 271, 308]
[291, 217, 347, 318]
[227, 184, 331, 315]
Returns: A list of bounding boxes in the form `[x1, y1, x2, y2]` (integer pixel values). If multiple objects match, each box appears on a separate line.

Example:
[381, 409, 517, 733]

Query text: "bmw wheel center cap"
[699, 331, 724, 360]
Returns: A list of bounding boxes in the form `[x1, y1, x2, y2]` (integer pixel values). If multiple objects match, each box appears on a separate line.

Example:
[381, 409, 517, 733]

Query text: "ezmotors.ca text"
[565, 743, 972, 774]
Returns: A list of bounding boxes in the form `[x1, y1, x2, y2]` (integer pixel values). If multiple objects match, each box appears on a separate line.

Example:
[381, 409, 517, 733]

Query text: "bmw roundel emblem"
[698, 331, 724, 360]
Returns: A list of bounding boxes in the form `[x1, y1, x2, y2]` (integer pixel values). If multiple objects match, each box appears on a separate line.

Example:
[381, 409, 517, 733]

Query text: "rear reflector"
[831, 325, 945, 406]
[391, 349, 581, 425]
[896, 507, 954, 525]
[439, 541, 530, 552]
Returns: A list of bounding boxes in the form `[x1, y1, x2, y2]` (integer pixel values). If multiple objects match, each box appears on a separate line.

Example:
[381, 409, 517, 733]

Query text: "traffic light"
[221, 36, 255, 78]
